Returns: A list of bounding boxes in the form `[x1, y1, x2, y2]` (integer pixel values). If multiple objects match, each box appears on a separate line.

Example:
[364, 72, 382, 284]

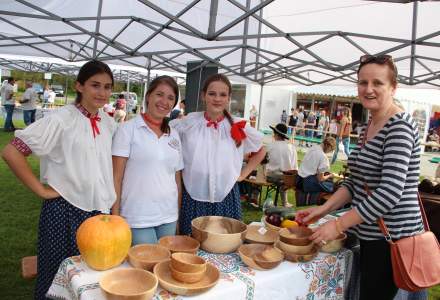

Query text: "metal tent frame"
[0, 0, 439, 87]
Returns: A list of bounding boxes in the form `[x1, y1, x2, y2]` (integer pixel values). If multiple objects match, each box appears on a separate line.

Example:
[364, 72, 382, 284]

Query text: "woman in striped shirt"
[297, 55, 424, 300]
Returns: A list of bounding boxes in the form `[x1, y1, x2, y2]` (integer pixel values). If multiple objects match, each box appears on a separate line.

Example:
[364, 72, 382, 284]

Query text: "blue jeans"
[23, 109, 36, 126]
[331, 136, 351, 164]
[131, 221, 177, 245]
[3, 104, 15, 130]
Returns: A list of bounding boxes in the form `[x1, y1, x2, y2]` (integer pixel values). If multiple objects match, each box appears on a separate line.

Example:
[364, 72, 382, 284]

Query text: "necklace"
[142, 113, 162, 127]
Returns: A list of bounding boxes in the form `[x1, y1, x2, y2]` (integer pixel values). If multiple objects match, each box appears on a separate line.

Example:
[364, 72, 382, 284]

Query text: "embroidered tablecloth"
[47, 247, 352, 300]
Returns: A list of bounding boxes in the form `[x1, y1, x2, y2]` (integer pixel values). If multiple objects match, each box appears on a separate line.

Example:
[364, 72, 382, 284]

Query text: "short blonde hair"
[323, 136, 336, 153]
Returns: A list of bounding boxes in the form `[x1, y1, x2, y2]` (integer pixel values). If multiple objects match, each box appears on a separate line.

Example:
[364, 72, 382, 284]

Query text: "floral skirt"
[179, 184, 241, 235]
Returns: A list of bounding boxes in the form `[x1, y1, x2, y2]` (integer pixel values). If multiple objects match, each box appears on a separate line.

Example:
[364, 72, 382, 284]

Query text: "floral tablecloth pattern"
[47, 248, 352, 300]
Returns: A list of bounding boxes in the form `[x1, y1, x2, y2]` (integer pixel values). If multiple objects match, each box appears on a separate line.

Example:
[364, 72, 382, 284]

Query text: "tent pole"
[255, 0, 263, 82]
[409, 1, 418, 85]
[257, 83, 264, 130]
[240, 0, 251, 74]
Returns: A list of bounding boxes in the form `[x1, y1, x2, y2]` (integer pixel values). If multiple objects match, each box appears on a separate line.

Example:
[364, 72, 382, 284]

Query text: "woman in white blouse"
[1, 61, 116, 300]
[112, 76, 183, 244]
[171, 74, 266, 235]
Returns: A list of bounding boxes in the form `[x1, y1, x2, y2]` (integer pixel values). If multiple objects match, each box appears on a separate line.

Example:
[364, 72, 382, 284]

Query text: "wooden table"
[243, 178, 278, 208]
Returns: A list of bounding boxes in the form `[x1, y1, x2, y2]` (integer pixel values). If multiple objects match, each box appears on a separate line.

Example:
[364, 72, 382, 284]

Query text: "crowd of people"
[0, 54, 432, 300]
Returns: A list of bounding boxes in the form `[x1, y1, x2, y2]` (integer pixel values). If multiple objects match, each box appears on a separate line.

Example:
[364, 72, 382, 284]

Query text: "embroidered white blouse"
[14, 104, 117, 212]
[171, 112, 263, 203]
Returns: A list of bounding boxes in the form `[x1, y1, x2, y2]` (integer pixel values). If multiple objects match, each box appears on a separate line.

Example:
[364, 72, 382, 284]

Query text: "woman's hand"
[296, 205, 327, 225]
[40, 186, 60, 200]
[310, 220, 340, 246]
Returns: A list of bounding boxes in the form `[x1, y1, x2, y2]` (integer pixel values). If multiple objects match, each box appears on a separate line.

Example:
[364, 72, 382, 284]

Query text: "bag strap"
[361, 120, 430, 244]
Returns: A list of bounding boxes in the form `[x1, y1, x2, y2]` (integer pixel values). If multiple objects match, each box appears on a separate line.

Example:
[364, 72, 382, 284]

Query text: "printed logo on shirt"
[168, 138, 180, 151]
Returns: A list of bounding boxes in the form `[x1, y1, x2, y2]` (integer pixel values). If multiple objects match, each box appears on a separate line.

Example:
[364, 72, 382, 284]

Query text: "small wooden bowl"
[191, 216, 247, 253]
[100, 268, 158, 300]
[154, 261, 220, 296]
[276, 242, 319, 263]
[261, 216, 281, 231]
[253, 247, 284, 269]
[170, 265, 205, 283]
[128, 244, 171, 271]
[279, 227, 313, 246]
[238, 244, 284, 270]
[320, 233, 347, 253]
[245, 225, 279, 245]
[158, 236, 200, 254]
[277, 239, 314, 255]
[171, 253, 206, 273]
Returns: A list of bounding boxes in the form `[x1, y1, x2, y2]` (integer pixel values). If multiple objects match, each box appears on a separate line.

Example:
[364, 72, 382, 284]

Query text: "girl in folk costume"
[2, 61, 116, 300]
[112, 76, 183, 244]
[171, 74, 266, 235]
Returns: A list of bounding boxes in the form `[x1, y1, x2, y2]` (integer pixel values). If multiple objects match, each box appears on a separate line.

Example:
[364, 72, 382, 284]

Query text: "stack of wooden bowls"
[169, 253, 207, 283]
[276, 227, 318, 262]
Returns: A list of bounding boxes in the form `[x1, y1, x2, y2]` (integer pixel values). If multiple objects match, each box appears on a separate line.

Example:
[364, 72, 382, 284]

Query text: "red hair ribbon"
[231, 120, 247, 144]
[90, 115, 101, 138]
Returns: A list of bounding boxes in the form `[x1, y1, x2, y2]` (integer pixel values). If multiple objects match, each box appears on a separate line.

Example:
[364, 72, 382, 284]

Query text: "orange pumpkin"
[76, 214, 132, 270]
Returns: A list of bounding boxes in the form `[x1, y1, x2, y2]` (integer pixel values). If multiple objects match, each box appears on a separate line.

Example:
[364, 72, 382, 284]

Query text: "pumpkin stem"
[101, 215, 111, 222]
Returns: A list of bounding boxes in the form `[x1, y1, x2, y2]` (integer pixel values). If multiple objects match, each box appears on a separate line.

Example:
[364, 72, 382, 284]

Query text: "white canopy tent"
[0, 0, 440, 87]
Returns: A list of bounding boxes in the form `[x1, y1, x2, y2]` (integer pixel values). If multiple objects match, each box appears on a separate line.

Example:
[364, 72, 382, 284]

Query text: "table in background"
[47, 248, 353, 300]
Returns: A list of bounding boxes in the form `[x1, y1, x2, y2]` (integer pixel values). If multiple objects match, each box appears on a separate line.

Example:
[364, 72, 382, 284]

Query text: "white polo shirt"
[298, 144, 330, 178]
[266, 140, 298, 172]
[112, 115, 184, 228]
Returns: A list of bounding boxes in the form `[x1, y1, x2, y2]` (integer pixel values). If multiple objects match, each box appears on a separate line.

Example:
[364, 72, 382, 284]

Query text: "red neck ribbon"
[142, 113, 162, 127]
[205, 112, 224, 130]
[90, 115, 101, 138]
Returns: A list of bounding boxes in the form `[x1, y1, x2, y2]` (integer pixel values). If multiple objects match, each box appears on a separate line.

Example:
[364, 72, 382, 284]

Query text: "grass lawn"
[0, 127, 438, 299]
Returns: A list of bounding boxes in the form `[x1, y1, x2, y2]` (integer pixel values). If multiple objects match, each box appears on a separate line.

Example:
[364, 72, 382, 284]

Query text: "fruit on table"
[280, 219, 299, 228]
[266, 214, 282, 227]
[76, 214, 132, 271]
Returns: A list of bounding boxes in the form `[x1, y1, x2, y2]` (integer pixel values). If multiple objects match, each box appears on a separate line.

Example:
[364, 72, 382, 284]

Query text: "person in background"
[266, 123, 298, 207]
[170, 99, 186, 120]
[112, 76, 183, 244]
[305, 110, 316, 147]
[280, 109, 288, 124]
[171, 74, 266, 235]
[331, 107, 352, 164]
[42, 86, 50, 109]
[249, 104, 258, 128]
[2, 60, 116, 300]
[47, 89, 56, 109]
[296, 136, 336, 194]
[114, 94, 126, 123]
[1, 77, 16, 131]
[329, 118, 338, 137]
[296, 54, 425, 300]
[316, 110, 329, 139]
[288, 108, 298, 136]
[20, 81, 38, 126]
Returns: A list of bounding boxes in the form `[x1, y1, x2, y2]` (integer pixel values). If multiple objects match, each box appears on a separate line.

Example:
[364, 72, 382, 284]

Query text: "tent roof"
[0, 0, 440, 87]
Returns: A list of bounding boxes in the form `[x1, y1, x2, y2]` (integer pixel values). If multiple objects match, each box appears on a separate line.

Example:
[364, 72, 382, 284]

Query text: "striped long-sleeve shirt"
[342, 112, 424, 240]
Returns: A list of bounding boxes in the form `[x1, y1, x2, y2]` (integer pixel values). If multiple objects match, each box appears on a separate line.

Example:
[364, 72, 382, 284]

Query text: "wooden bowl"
[170, 265, 205, 283]
[238, 244, 284, 270]
[191, 216, 247, 253]
[158, 235, 200, 254]
[261, 216, 282, 231]
[128, 244, 171, 271]
[153, 261, 220, 296]
[171, 253, 206, 273]
[320, 233, 347, 253]
[100, 268, 158, 300]
[277, 239, 314, 255]
[245, 225, 279, 245]
[279, 227, 313, 246]
[276, 241, 319, 263]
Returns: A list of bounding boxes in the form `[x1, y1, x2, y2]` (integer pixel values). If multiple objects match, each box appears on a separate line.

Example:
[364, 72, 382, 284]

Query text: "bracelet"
[334, 218, 345, 235]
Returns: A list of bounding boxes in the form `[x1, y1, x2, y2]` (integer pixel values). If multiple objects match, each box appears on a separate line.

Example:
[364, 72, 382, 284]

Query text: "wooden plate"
[245, 225, 279, 245]
[153, 261, 220, 296]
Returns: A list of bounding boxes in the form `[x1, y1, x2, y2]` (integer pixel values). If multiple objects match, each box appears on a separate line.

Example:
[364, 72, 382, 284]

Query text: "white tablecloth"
[47, 247, 352, 300]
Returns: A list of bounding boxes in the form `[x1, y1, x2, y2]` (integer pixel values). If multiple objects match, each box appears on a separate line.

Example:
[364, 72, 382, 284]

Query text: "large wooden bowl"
[158, 235, 200, 254]
[320, 233, 347, 253]
[238, 244, 284, 270]
[191, 216, 247, 253]
[100, 268, 158, 300]
[279, 227, 313, 246]
[277, 239, 314, 255]
[245, 225, 279, 245]
[128, 244, 171, 271]
[261, 216, 282, 231]
[154, 261, 219, 296]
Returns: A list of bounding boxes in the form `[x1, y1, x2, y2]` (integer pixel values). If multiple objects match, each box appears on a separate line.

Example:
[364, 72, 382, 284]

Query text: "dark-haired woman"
[171, 74, 266, 235]
[112, 76, 183, 244]
[1, 60, 116, 299]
